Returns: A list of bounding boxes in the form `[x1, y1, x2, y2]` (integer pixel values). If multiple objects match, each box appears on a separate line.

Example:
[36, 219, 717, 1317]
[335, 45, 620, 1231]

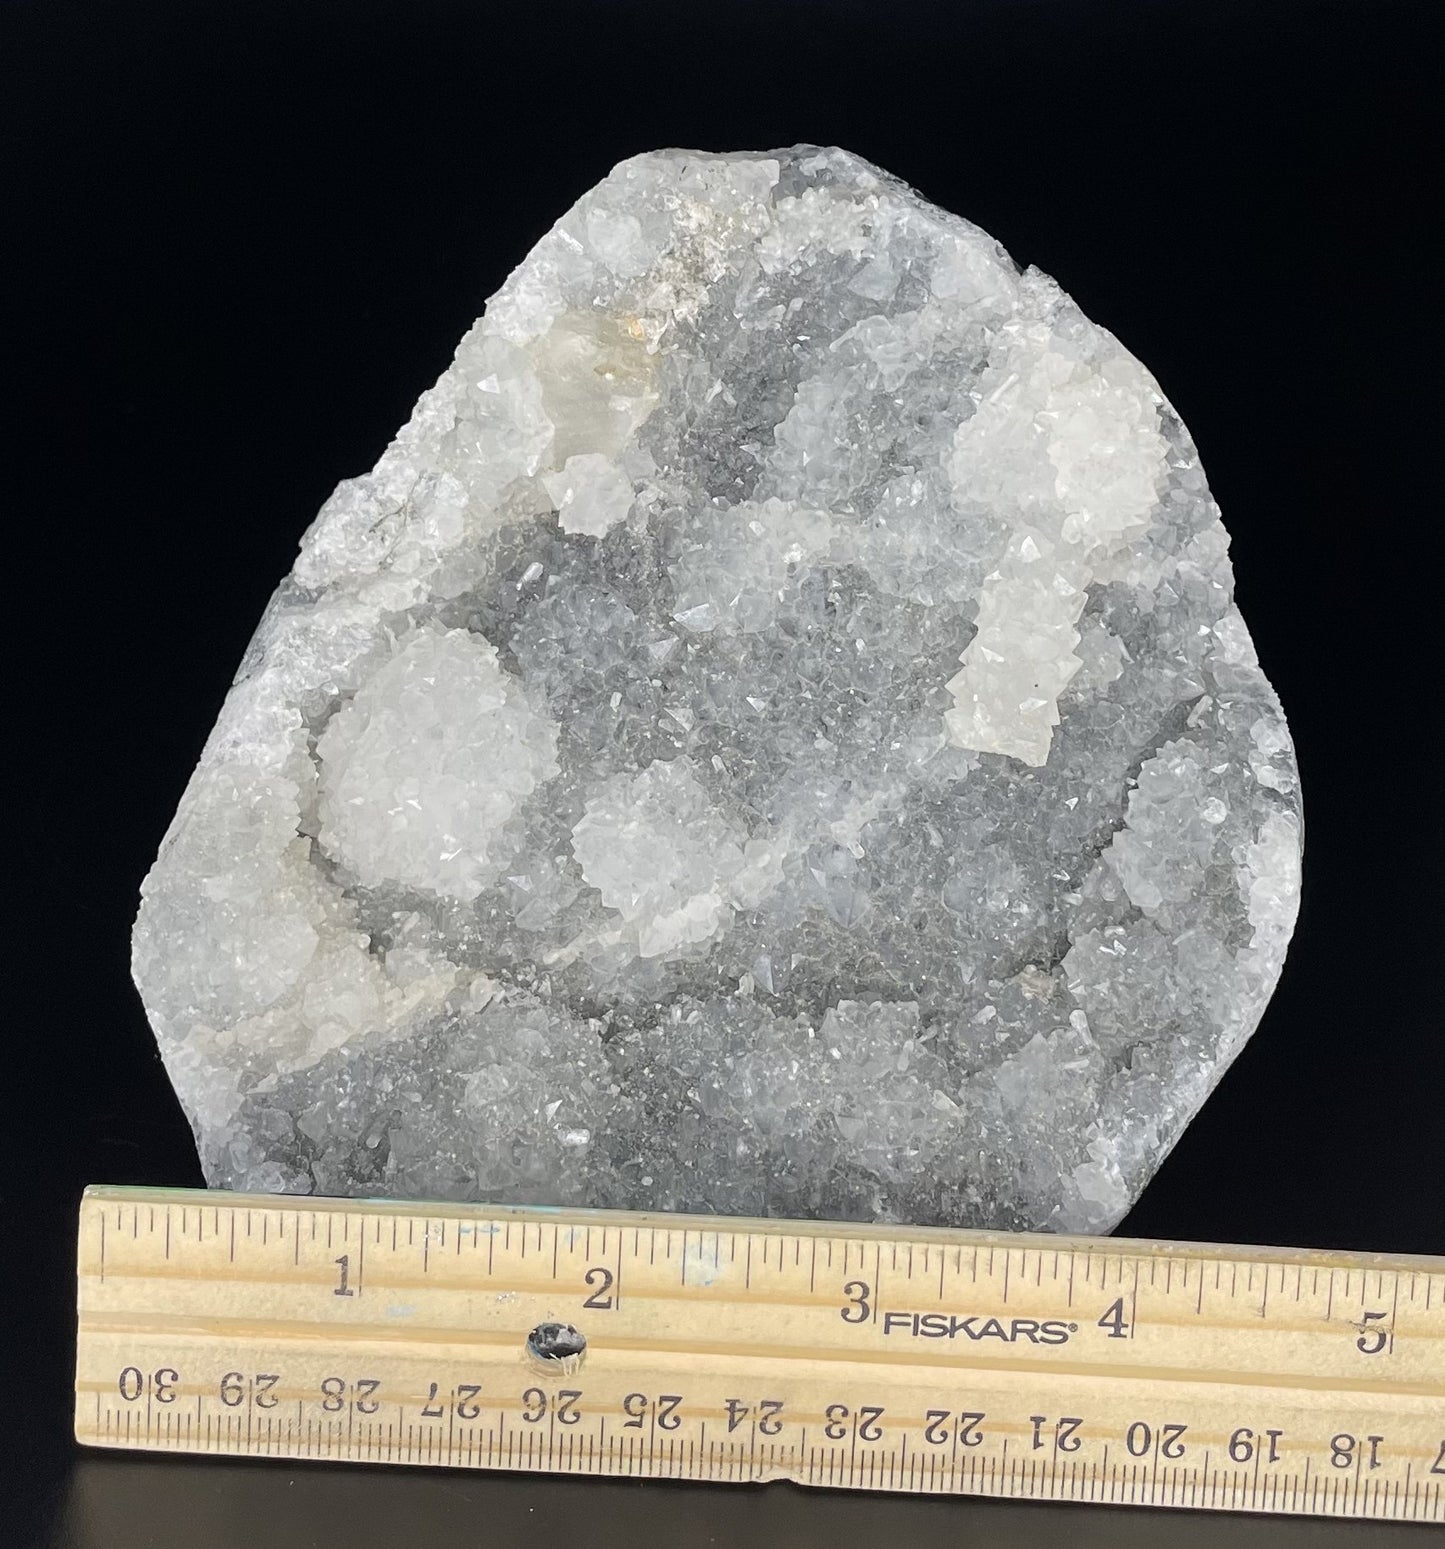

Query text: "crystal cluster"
[133, 147, 1302, 1231]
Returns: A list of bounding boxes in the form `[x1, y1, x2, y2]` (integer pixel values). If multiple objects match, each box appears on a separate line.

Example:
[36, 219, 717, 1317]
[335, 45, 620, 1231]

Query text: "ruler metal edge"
[75, 1184, 1445, 1522]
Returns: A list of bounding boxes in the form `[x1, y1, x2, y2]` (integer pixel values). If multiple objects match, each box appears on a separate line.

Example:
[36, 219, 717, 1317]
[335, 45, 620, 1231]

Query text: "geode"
[133, 147, 1302, 1232]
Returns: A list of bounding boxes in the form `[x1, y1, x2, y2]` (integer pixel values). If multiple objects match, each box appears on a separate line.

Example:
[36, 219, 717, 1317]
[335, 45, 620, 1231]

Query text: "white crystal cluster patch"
[317, 626, 560, 901]
[133, 147, 1302, 1232]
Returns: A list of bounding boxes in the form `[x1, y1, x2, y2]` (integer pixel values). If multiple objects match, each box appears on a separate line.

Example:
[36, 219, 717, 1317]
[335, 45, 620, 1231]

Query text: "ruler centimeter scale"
[75, 1185, 1444, 1522]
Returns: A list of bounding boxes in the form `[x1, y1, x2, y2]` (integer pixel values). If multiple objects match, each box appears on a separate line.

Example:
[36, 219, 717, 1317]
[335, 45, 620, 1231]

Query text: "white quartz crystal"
[133, 147, 1302, 1230]
[317, 625, 560, 902]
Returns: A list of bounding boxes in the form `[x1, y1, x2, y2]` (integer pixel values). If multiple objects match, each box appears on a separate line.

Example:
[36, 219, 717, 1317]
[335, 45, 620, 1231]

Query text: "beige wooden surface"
[74, 1185, 1445, 1521]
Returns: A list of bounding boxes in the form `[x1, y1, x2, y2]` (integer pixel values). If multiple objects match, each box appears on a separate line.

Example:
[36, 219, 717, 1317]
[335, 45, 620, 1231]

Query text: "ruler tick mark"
[72, 1187, 1444, 1520]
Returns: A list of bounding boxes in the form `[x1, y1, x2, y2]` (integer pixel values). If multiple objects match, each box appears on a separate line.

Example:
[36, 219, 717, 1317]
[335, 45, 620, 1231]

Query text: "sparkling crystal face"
[133, 147, 1301, 1232]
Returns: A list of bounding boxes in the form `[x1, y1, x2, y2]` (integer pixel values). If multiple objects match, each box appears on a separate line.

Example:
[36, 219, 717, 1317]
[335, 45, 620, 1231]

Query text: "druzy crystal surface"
[133, 148, 1302, 1232]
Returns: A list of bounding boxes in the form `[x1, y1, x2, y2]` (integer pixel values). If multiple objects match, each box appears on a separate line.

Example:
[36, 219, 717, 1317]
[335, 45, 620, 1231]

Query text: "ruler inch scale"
[74, 1185, 1445, 1521]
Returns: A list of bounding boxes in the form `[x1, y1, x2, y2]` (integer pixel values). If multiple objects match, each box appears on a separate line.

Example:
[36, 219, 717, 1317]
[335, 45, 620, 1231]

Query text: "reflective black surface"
[44, 1457, 1445, 1548]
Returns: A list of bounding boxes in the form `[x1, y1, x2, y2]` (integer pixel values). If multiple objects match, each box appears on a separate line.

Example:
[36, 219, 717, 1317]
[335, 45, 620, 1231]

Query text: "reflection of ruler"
[74, 1185, 1444, 1522]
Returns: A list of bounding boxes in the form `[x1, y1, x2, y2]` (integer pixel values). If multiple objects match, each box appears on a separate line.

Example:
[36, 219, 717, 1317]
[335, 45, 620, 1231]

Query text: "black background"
[6, 2, 1440, 1544]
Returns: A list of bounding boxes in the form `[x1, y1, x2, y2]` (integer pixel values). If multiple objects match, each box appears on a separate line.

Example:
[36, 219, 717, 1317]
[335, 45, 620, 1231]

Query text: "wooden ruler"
[74, 1185, 1444, 1522]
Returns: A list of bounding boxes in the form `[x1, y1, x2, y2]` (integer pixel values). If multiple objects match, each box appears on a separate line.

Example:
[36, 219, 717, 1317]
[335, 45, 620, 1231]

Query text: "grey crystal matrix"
[134, 147, 1302, 1232]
